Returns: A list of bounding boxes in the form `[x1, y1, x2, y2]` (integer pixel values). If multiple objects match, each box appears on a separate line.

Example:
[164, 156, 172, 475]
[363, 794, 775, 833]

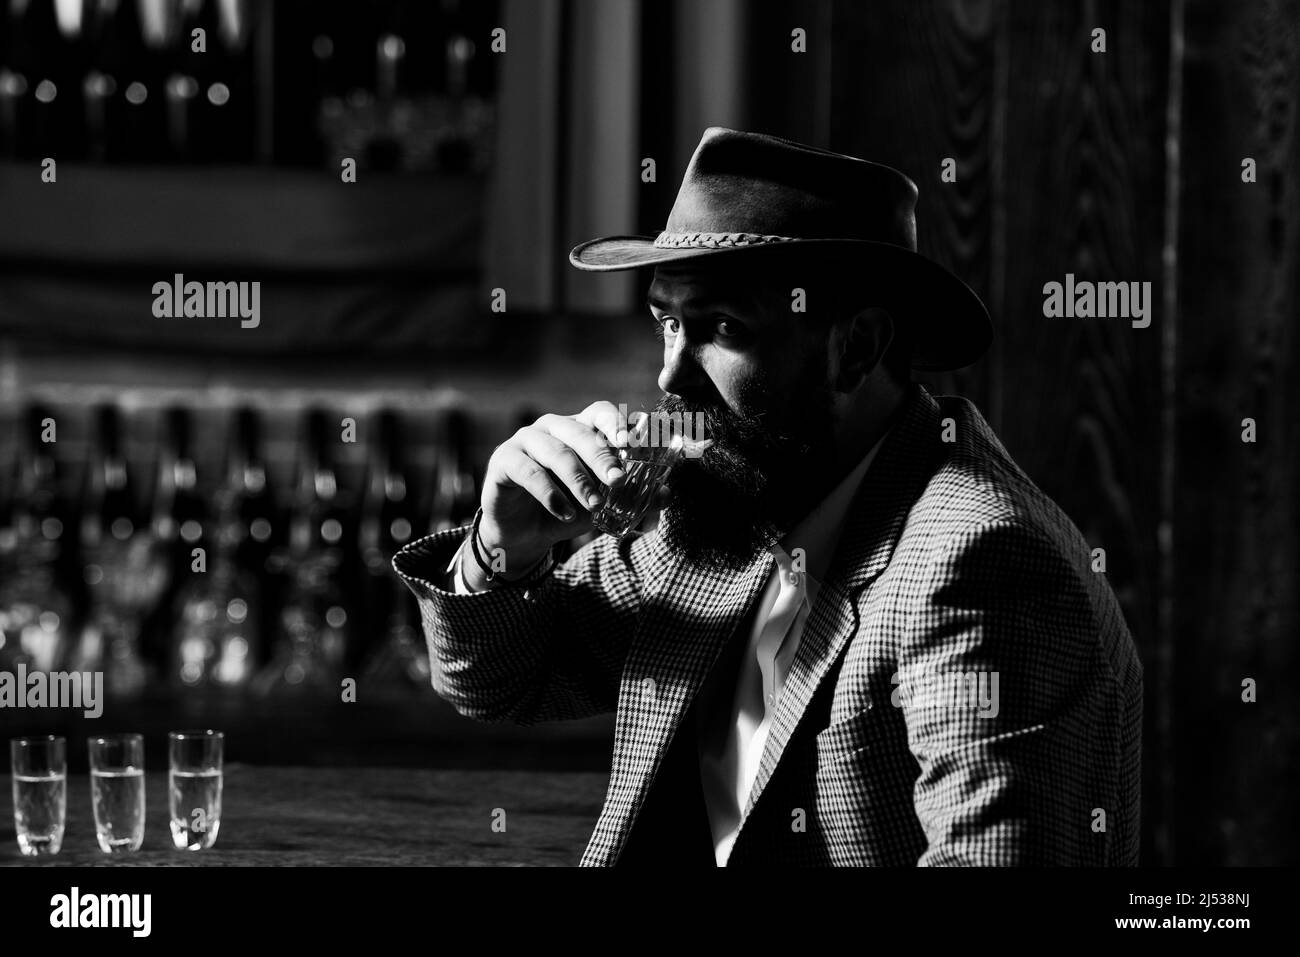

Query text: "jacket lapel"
[739, 382, 945, 825]
[591, 525, 775, 866]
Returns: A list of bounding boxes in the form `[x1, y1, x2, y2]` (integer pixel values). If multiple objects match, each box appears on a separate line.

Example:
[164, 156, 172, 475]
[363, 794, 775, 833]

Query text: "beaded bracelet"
[467, 506, 558, 588]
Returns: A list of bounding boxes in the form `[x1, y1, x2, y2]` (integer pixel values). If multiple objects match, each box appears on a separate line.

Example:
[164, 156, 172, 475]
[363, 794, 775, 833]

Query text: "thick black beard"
[655, 378, 837, 574]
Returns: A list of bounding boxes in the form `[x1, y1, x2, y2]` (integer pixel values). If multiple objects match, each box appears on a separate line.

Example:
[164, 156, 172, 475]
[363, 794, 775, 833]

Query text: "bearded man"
[394, 128, 1144, 867]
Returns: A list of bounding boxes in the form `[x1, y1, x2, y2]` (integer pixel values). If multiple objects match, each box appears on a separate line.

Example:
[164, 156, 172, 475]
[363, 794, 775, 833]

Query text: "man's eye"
[654, 316, 680, 338]
[652, 315, 742, 342]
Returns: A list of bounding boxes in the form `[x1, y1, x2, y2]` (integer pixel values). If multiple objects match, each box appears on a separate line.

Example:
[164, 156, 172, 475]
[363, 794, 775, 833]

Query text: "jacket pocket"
[813, 702, 877, 763]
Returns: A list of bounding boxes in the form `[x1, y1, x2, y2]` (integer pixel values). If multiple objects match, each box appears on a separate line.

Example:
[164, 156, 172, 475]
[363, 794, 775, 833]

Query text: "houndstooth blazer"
[393, 383, 1144, 866]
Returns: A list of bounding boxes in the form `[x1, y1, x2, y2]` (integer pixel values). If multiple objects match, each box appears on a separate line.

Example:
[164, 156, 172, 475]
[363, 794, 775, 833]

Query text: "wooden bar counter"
[0, 766, 608, 867]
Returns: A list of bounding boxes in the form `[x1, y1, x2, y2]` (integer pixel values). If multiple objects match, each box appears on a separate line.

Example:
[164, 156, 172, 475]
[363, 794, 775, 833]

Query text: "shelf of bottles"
[0, 400, 586, 703]
[0, 0, 499, 171]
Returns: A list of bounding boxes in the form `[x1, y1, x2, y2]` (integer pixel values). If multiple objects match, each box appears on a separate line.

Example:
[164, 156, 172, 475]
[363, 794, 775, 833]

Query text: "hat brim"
[569, 236, 991, 372]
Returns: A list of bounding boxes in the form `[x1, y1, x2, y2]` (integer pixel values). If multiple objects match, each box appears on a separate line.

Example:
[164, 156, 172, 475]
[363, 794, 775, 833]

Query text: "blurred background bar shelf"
[0, 163, 487, 275]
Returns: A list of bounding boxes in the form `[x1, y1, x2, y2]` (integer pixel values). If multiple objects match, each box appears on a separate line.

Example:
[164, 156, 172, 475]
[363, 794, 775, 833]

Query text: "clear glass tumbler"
[88, 733, 146, 853]
[168, 730, 224, 850]
[591, 410, 711, 538]
[10, 735, 66, 856]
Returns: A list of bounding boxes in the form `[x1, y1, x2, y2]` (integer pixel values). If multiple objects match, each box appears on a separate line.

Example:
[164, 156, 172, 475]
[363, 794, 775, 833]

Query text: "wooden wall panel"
[1175, 0, 1300, 866]
[824, 0, 999, 416]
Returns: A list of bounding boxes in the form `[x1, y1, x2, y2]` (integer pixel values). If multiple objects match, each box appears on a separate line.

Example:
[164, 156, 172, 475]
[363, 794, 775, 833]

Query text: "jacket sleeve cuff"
[391, 525, 476, 596]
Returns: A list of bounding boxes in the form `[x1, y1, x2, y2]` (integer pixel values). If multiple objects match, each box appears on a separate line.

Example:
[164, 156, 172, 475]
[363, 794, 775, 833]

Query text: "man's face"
[646, 259, 839, 572]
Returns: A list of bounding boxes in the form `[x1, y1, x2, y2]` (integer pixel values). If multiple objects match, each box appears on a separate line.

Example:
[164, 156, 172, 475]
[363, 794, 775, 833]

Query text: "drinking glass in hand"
[168, 730, 223, 850]
[10, 736, 66, 856]
[88, 734, 146, 853]
[591, 411, 711, 539]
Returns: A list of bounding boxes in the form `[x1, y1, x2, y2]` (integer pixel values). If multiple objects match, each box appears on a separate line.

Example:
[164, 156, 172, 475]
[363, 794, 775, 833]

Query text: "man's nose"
[657, 329, 710, 397]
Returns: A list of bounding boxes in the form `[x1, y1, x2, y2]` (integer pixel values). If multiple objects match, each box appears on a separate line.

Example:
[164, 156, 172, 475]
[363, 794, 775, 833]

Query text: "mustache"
[652, 393, 808, 464]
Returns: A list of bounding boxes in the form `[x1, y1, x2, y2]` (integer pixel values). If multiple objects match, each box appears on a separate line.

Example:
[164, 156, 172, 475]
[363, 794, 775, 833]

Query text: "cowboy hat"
[569, 127, 993, 372]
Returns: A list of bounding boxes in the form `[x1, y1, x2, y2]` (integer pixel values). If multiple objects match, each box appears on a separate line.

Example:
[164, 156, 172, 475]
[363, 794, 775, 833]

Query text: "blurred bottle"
[77, 405, 139, 552]
[4, 0, 88, 159]
[0, 7, 30, 161]
[437, 0, 475, 172]
[429, 408, 478, 533]
[143, 405, 206, 666]
[0, 404, 76, 676]
[358, 409, 427, 691]
[0, 71, 23, 160]
[365, 28, 405, 171]
[151, 405, 206, 551]
[227, 406, 281, 635]
[79, 0, 122, 162]
[84, 0, 169, 162]
[161, 0, 202, 162]
[449, 0, 499, 98]
[214, 0, 256, 162]
[72, 404, 169, 697]
[358, 409, 417, 570]
[229, 404, 279, 668]
[382, 0, 439, 91]
[168, 407, 264, 688]
[254, 408, 351, 695]
[171, 0, 253, 162]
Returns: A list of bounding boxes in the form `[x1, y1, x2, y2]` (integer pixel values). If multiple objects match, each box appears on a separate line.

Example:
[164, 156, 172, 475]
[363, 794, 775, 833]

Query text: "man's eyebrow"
[645, 291, 747, 314]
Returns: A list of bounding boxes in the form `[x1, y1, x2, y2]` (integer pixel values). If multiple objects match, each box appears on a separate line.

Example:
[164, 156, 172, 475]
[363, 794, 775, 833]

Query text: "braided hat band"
[652, 231, 799, 249]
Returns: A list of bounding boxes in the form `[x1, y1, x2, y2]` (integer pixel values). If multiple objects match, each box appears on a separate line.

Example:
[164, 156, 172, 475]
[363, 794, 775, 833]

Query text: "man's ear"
[832, 306, 894, 392]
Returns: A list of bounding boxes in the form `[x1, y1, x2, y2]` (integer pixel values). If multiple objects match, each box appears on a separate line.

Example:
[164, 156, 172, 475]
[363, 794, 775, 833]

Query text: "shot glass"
[88, 733, 146, 853]
[591, 410, 712, 538]
[10, 736, 67, 857]
[168, 730, 223, 850]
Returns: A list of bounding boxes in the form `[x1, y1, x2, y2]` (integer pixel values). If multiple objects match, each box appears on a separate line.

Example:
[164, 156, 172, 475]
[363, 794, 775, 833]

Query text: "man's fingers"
[495, 447, 577, 521]
[559, 406, 628, 484]
[483, 401, 634, 536]
[519, 429, 607, 510]
[576, 400, 623, 439]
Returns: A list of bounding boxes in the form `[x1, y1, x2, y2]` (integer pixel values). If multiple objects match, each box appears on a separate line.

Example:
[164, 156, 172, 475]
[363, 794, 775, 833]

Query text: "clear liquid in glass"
[591, 459, 673, 538]
[12, 772, 66, 856]
[591, 412, 711, 539]
[90, 767, 146, 852]
[169, 768, 223, 850]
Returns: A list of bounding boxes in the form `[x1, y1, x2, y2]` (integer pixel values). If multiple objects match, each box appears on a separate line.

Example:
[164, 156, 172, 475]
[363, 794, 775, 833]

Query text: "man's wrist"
[476, 517, 551, 576]
[464, 517, 553, 590]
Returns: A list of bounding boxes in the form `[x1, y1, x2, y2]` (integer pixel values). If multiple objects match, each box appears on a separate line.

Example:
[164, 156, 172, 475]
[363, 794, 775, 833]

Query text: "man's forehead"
[647, 263, 767, 310]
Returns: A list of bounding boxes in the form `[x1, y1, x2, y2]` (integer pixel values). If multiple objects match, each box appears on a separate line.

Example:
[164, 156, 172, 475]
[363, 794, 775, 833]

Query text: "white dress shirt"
[445, 429, 891, 867]
[695, 431, 890, 865]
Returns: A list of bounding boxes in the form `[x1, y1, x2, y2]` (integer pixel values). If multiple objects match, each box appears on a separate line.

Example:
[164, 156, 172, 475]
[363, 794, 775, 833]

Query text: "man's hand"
[463, 401, 658, 590]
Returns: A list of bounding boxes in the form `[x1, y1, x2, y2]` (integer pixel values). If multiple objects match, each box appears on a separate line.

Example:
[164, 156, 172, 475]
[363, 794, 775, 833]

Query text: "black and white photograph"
[0, 0, 1294, 937]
